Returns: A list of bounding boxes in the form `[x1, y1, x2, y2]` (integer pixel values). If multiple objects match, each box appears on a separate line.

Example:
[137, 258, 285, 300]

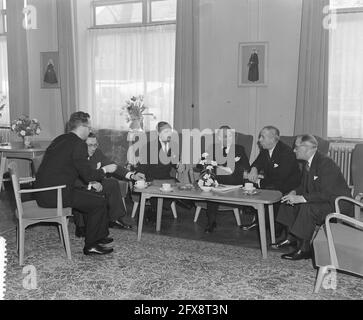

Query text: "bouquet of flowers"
[11, 115, 41, 137]
[197, 152, 219, 188]
[121, 95, 147, 122]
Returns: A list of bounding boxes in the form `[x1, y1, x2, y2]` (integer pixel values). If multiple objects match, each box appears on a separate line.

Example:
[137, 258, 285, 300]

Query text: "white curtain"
[89, 24, 176, 131]
[328, 12, 363, 139]
[0, 36, 9, 125]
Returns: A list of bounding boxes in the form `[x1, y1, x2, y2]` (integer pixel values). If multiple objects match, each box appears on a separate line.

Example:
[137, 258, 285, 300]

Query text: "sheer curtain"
[89, 24, 176, 131]
[328, 12, 363, 139]
[0, 36, 9, 125]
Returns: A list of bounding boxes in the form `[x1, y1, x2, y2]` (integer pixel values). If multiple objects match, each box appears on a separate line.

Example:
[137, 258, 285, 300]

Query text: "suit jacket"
[136, 139, 177, 181]
[295, 151, 352, 211]
[34, 133, 106, 207]
[252, 140, 301, 194]
[74, 148, 130, 188]
[196, 143, 250, 185]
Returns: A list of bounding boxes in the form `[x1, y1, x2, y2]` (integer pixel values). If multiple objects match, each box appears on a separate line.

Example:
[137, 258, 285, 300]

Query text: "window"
[0, 0, 9, 126]
[88, 0, 176, 131]
[328, 0, 363, 139]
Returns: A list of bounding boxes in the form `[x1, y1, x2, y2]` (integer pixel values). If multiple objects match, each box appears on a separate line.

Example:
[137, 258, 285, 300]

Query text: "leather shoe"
[240, 221, 258, 231]
[97, 237, 113, 245]
[75, 226, 86, 238]
[204, 222, 217, 233]
[109, 220, 132, 229]
[271, 238, 297, 250]
[281, 249, 312, 260]
[83, 244, 113, 255]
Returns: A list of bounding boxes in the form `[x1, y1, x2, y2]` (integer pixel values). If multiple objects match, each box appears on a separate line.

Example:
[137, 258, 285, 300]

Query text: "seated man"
[274, 134, 352, 260]
[136, 121, 182, 219]
[203, 125, 250, 233]
[74, 132, 145, 237]
[244, 126, 301, 234]
[35, 112, 117, 255]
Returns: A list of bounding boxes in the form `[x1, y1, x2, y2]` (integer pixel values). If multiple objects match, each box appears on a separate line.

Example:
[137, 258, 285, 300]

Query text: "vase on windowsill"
[129, 117, 144, 131]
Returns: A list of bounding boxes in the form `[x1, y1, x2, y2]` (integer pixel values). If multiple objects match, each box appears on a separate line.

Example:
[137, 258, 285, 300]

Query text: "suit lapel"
[307, 152, 319, 193]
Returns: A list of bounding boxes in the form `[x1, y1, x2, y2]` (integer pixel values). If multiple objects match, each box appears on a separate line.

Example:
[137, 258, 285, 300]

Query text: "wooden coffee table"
[134, 185, 282, 259]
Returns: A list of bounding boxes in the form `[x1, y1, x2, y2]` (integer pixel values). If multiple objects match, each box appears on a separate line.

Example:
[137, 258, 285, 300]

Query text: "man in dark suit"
[204, 125, 251, 233]
[73, 132, 145, 237]
[273, 134, 352, 260]
[243, 126, 301, 233]
[135, 121, 180, 219]
[35, 112, 118, 255]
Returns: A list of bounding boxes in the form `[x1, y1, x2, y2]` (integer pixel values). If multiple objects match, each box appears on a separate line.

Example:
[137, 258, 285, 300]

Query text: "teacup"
[135, 180, 146, 188]
[244, 182, 254, 190]
[162, 183, 172, 191]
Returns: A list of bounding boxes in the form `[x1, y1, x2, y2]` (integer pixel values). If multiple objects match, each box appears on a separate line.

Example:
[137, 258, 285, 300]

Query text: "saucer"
[242, 186, 256, 192]
[242, 189, 259, 195]
[160, 187, 174, 192]
[134, 185, 147, 190]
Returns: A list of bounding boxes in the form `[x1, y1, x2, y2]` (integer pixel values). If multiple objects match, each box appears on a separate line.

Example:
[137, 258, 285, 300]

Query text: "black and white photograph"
[0, 0, 362, 307]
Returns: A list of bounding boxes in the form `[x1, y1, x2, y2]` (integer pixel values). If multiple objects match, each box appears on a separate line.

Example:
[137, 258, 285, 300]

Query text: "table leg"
[156, 197, 163, 232]
[0, 154, 7, 191]
[137, 193, 147, 241]
[268, 204, 275, 244]
[257, 203, 267, 259]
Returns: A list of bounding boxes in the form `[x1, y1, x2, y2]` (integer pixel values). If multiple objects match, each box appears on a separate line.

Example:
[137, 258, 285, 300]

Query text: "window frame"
[327, 3, 363, 142]
[0, 0, 7, 36]
[91, 0, 176, 29]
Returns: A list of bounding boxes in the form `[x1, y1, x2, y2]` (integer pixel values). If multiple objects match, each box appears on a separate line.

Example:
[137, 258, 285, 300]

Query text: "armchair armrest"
[18, 185, 66, 194]
[335, 195, 363, 220]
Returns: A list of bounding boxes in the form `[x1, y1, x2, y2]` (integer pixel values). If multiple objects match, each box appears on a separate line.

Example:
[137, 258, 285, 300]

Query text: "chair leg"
[19, 225, 25, 266]
[61, 219, 72, 260]
[314, 266, 329, 293]
[122, 197, 127, 214]
[194, 206, 201, 222]
[233, 208, 241, 226]
[131, 201, 139, 218]
[171, 201, 177, 219]
[58, 224, 65, 248]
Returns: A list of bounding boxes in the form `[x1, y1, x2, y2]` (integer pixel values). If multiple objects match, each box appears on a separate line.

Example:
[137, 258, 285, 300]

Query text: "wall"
[26, 0, 63, 141]
[198, 0, 302, 159]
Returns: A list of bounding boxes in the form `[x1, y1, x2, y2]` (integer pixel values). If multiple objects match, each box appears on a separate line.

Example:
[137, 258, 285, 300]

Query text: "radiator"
[328, 142, 355, 187]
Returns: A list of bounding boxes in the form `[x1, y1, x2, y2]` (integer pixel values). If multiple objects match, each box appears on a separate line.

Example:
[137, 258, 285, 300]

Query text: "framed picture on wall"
[40, 51, 60, 89]
[238, 42, 268, 87]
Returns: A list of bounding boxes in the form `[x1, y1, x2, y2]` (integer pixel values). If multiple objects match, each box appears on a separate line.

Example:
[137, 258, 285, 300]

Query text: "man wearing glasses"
[73, 132, 145, 237]
[273, 134, 352, 260]
[35, 112, 119, 255]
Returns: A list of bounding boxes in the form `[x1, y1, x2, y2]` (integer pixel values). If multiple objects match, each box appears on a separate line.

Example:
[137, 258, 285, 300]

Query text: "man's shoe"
[240, 221, 258, 231]
[83, 244, 113, 255]
[75, 226, 86, 238]
[271, 238, 297, 250]
[204, 222, 217, 233]
[97, 237, 113, 245]
[281, 249, 312, 260]
[109, 220, 132, 229]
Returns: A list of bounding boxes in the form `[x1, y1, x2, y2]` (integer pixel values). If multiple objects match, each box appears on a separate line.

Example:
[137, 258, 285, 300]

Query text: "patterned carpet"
[3, 224, 362, 300]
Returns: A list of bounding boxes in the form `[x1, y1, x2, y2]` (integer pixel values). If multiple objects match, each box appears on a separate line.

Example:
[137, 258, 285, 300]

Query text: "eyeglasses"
[87, 143, 98, 148]
[294, 143, 312, 150]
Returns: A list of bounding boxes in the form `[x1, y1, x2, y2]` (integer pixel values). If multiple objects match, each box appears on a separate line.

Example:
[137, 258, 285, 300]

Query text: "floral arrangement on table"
[197, 152, 219, 189]
[11, 115, 41, 138]
[121, 95, 148, 130]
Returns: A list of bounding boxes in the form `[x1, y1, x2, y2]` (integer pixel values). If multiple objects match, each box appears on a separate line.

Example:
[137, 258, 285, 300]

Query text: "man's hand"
[102, 164, 117, 173]
[247, 167, 259, 183]
[177, 163, 185, 173]
[281, 191, 305, 206]
[132, 172, 145, 181]
[90, 182, 103, 192]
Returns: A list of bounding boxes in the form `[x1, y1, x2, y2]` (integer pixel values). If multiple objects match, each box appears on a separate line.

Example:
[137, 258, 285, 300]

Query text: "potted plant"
[121, 95, 148, 131]
[197, 152, 219, 192]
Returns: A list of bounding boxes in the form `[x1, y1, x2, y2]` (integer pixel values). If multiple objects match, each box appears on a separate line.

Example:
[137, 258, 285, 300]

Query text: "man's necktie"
[223, 147, 227, 157]
[304, 162, 310, 193]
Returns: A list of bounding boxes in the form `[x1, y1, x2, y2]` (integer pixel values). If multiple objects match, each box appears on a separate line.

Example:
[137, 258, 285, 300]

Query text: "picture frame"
[237, 41, 268, 87]
[40, 51, 60, 89]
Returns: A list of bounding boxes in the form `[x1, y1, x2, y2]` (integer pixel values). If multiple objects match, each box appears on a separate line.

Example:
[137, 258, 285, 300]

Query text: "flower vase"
[22, 136, 32, 148]
[129, 118, 143, 131]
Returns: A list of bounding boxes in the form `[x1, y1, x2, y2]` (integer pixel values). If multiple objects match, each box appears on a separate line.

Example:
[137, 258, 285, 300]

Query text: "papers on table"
[212, 184, 243, 193]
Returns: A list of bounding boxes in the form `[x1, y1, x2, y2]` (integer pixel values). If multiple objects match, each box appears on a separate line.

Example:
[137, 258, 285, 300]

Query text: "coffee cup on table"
[244, 182, 254, 190]
[162, 183, 171, 191]
[135, 180, 146, 188]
